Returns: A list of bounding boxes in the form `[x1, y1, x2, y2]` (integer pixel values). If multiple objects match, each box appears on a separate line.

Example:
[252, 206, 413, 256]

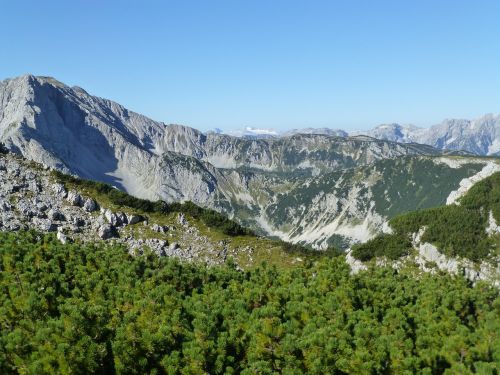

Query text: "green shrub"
[351, 233, 413, 261]
[0, 231, 497, 374]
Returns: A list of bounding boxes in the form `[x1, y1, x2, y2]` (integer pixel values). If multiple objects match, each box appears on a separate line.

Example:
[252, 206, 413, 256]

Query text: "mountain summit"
[354, 114, 500, 155]
[219, 116, 500, 156]
[0, 74, 497, 247]
[0, 74, 436, 200]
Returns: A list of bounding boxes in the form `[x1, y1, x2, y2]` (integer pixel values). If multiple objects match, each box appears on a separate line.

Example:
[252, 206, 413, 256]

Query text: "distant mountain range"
[215, 114, 500, 156]
[1, 74, 498, 248]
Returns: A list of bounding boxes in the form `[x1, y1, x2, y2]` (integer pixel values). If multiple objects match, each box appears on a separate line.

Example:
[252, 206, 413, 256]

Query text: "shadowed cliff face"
[0, 74, 494, 247]
[0, 75, 221, 203]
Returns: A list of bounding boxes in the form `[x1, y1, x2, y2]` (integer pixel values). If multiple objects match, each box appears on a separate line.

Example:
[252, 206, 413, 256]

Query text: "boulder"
[57, 231, 68, 244]
[47, 208, 65, 221]
[104, 210, 121, 226]
[98, 224, 117, 240]
[67, 191, 82, 206]
[28, 180, 42, 193]
[70, 217, 86, 227]
[127, 214, 142, 225]
[177, 213, 187, 225]
[83, 198, 98, 212]
[116, 212, 128, 225]
[52, 183, 67, 199]
[32, 218, 57, 232]
[36, 201, 48, 212]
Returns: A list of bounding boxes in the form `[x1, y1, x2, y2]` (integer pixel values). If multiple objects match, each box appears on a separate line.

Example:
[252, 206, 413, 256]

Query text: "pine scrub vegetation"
[0, 231, 498, 374]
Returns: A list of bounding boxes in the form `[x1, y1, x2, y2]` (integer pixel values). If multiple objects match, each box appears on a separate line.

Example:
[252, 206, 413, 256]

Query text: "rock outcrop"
[0, 152, 230, 265]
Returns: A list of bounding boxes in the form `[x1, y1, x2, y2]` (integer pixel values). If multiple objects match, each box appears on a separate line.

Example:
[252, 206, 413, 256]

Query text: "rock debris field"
[0, 153, 231, 265]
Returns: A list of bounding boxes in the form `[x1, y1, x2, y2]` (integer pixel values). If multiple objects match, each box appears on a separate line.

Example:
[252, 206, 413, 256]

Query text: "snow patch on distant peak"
[225, 127, 279, 137]
[245, 127, 279, 135]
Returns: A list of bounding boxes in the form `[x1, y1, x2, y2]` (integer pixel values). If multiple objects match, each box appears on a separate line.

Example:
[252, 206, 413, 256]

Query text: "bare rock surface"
[0, 152, 232, 265]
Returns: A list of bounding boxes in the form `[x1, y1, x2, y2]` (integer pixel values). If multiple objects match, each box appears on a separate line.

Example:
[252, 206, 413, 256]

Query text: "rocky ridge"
[352, 114, 500, 156]
[222, 114, 500, 156]
[346, 225, 500, 286]
[1, 149, 499, 283]
[0, 75, 441, 197]
[1, 74, 498, 249]
[0, 152, 244, 266]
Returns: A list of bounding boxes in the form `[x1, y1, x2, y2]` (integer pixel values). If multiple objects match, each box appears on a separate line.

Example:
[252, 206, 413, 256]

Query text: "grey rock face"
[47, 208, 65, 221]
[151, 224, 169, 233]
[0, 75, 221, 204]
[97, 224, 116, 239]
[127, 214, 142, 225]
[83, 198, 98, 212]
[67, 191, 82, 206]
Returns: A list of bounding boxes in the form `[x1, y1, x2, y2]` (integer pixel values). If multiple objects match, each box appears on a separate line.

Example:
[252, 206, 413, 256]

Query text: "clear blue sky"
[1, 0, 499, 131]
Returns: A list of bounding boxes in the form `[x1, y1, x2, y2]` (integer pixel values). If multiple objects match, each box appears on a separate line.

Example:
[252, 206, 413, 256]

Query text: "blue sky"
[1, 0, 499, 131]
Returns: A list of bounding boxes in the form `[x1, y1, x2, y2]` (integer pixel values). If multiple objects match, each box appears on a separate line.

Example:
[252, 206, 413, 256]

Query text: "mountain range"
[220, 114, 500, 156]
[1, 74, 499, 249]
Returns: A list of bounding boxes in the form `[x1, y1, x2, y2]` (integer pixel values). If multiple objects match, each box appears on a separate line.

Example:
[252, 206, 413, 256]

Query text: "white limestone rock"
[83, 198, 98, 212]
[57, 231, 68, 244]
[98, 224, 116, 240]
[66, 191, 82, 206]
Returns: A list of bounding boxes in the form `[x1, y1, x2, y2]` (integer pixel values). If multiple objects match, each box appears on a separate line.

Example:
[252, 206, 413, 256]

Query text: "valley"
[2, 75, 499, 250]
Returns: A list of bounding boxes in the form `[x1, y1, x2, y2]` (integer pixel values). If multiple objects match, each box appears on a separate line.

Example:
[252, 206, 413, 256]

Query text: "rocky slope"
[0, 150, 312, 268]
[222, 156, 498, 248]
[0, 74, 497, 248]
[0, 151, 219, 263]
[346, 169, 500, 285]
